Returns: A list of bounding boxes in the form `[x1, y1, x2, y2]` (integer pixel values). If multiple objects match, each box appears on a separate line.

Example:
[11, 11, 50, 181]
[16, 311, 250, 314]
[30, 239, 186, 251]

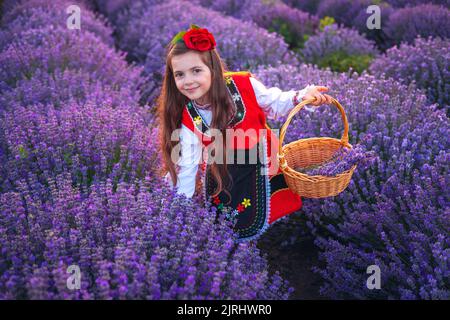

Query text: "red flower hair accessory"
[170, 24, 216, 52]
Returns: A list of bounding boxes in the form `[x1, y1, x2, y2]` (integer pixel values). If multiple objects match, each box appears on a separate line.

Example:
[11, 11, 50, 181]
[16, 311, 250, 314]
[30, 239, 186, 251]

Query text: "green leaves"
[317, 51, 373, 74]
[170, 24, 201, 45]
[319, 16, 335, 32]
[18, 144, 28, 159]
[170, 30, 186, 45]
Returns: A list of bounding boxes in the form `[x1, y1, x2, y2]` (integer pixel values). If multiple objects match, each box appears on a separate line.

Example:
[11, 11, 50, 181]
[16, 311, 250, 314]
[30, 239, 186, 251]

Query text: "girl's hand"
[302, 86, 333, 106]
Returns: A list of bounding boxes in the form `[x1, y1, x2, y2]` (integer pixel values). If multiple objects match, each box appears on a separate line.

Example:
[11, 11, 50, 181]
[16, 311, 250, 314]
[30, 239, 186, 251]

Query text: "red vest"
[181, 71, 302, 225]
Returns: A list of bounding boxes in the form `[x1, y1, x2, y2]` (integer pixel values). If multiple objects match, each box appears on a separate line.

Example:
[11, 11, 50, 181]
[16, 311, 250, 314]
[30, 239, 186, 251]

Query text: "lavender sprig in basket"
[295, 142, 378, 177]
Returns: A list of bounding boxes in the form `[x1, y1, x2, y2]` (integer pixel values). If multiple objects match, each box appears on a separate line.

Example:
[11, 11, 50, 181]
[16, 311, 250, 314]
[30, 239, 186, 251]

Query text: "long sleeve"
[163, 124, 202, 198]
[163, 77, 315, 198]
[249, 76, 316, 120]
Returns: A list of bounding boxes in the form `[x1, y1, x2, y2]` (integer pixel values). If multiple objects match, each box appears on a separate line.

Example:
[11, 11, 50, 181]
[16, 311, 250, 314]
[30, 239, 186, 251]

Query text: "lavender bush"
[301, 24, 379, 73]
[97, 0, 448, 300]
[0, 26, 145, 98]
[308, 148, 449, 299]
[108, 0, 308, 104]
[385, 0, 450, 8]
[1, 0, 95, 15]
[316, 0, 375, 25]
[0, 0, 294, 300]
[190, 0, 247, 16]
[315, 0, 395, 33]
[370, 36, 450, 113]
[384, 4, 450, 46]
[0, 173, 293, 299]
[0, 0, 113, 50]
[254, 63, 449, 299]
[281, 0, 321, 14]
[194, 0, 319, 51]
[114, 0, 297, 103]
[0, 99, 159, 195]
[95, 0, 135, 24]
[240, 1, 319, 51]
[314, 0, 394, 51]
[0, 68, 143, 111]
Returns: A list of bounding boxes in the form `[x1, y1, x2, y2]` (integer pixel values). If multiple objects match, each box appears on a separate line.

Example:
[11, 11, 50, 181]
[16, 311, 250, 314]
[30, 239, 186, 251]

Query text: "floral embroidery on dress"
[211, 195, 251, 220]
[185, 75, 246, 135]
[241, 198, 251, 208]
[226, 209, 239, 220]
[193, 116, 202, 125]
[198, 73, 271, 241]
[231, 93, 241, 102]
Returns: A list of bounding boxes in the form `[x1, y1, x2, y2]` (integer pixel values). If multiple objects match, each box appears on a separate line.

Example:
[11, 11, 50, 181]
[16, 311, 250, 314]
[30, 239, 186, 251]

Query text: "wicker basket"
[277, 96, 357, 198]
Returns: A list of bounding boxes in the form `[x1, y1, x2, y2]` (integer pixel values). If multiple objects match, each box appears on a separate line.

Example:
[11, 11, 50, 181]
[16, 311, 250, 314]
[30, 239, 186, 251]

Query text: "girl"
[158, 25, 333, 242]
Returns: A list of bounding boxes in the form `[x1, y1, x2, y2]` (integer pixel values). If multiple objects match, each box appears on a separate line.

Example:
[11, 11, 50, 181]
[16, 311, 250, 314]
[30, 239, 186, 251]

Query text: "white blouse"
[164, 77, 316, 198]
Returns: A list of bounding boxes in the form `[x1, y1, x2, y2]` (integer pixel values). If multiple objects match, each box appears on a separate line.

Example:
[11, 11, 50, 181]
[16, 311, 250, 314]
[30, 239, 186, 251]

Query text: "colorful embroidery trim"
[184, 74, 247, 136]
[211, 196, 249, 221]
[205, 140, 270, 241]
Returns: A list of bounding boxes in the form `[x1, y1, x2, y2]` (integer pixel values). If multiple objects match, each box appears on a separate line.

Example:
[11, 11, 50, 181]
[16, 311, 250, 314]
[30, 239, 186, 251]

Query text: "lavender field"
[0, 0, 448, 300]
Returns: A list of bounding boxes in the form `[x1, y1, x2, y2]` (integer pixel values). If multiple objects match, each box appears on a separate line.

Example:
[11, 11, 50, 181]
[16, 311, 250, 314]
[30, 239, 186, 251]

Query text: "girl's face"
[171, 51, 212, 104]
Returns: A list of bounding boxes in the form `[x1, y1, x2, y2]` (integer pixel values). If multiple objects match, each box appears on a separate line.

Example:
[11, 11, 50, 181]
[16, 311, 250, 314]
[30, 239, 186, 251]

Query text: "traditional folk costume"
[177, 71, 315, 242]
[166, 25, 314, 242]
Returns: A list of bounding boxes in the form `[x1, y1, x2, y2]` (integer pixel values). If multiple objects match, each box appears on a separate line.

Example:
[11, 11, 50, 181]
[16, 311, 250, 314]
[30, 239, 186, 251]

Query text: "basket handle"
[277, 96, 350, 166]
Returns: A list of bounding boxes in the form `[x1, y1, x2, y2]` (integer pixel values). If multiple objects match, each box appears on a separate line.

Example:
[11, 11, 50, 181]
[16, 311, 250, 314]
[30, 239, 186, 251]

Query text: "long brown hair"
[157, 40, 235, 200]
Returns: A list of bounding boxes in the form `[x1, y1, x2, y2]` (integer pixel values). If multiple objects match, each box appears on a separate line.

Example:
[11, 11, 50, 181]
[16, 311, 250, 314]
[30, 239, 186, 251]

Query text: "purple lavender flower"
[295, 142, 378, 176]
[316, 0, 376, 25]
[315, 0, 394, 50]
[0, 100, 160, 194]
[95, 0, 136, 24]
[0, 68, 143, 111]
[0, 26, 145, 97]
[195, 0, 319, 50]
[0, 0, 113, 50]
[2, 0, 448, 301]
[301, 23, 379, 73]
[254, 63, 449, 299]
[280, 0, 321, 14]
[384, 0, 450, 8]
[370, 36, 450, 113]
[0, 174, 293, 299]
[1, 0, 95, 15]
[0, 0, 293, 300]
[114, 0, 297, 103]
[384, 4, 450, 46]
